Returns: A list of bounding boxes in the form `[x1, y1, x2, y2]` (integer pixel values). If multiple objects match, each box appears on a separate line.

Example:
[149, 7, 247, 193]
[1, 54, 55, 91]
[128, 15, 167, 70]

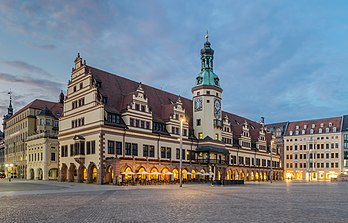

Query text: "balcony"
[214, 119, 223, 128]
[196, 158, 229, 165]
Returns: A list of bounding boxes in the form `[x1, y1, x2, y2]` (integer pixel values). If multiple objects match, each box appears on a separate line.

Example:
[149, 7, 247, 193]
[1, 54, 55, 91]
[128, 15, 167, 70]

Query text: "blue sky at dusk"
[1, 0, 348, 130]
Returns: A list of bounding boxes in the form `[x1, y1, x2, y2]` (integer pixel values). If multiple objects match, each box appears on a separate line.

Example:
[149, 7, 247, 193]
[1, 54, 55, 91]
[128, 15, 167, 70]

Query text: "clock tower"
[192, 34, 223, 140]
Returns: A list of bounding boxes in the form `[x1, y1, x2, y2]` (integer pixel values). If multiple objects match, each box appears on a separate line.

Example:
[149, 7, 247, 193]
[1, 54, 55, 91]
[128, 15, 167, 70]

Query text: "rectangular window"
[231, 155, 237, 165]
[70, 144, 74, 156]
[132, 144, 138, 156]
[197, 119, 201, 126]
[166, 147, 171, 159]
[130, 118, 134, 126]
[182, 149, 186, 160]
[262, 159, 266, 167]
[161, 147, 166, 158]
[176, 148, 180, 159]
[116, 142, 122, 155]
[239, 156, 244, 165]
[143, 145, 149, 157]
[86, 141, 91, 154]
[51, 153, 56, 161]
[108, 141, 115, 154]
[91, 141, 96, 154]
[125, 143, 131, 155]
[149, 146, 155, 157]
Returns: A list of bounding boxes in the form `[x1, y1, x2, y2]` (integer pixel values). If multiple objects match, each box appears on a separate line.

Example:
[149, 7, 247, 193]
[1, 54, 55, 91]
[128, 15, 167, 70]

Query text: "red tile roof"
[9, 99, 63, 120]
[88, 66, 271, 143]
[285, 117, 342, 136]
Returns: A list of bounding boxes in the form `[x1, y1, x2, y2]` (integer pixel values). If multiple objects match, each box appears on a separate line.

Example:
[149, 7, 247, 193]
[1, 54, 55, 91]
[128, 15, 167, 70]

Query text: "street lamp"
[5, 163, 13, 182]
[270, 140, 274, 183]
[179, 117, 185, 188]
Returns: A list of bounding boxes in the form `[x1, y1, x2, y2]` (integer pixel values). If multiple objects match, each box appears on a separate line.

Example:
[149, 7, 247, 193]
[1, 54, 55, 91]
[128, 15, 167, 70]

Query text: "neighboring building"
[284, 117, 343, 181]
[58, 37, 282, 185]
[3, 98, 63, 179]
[0, 130, 4, 172]
[342, 115, 348, 174]
[26, 104, 63, 180]
[265, 121, 288, 170]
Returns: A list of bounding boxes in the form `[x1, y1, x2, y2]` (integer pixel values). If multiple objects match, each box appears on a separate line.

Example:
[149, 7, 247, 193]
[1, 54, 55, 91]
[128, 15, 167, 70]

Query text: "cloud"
[2, 60, 52, 77]
[0, 72, 64, 93]
[28, 42, 56, 50]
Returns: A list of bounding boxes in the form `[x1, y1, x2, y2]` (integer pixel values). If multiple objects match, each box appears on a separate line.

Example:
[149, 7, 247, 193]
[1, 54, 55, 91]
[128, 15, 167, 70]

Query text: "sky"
[1, 0, 348, 131]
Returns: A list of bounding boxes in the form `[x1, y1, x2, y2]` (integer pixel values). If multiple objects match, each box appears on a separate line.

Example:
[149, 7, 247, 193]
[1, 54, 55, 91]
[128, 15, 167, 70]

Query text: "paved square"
[1, 180, 348, 222]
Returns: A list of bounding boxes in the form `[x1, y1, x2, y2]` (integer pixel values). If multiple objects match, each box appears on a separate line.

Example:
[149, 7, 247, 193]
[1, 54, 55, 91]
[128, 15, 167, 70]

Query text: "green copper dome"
[195, 36, 221, 88]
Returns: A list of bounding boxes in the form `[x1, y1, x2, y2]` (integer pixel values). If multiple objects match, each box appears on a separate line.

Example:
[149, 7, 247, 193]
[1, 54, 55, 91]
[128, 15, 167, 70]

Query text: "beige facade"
[284, 118, 342, 181]
[26, 107, 60, 180]
[3, 99, 63, 179]
[58, 40, 282, 185]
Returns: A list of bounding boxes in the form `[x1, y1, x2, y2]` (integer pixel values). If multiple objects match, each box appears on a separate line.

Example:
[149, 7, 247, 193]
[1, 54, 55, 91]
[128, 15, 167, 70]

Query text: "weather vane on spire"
[205, 30, 209, 41]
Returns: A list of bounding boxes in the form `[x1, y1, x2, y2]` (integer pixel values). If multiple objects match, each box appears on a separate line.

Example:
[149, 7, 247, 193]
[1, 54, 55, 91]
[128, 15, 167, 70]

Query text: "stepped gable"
[88, 65, 271, 142]
[285, 116, 342, 135]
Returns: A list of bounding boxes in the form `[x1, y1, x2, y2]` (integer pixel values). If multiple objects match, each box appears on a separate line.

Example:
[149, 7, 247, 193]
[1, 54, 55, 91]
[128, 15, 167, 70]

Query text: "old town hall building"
[58, 37, 282, 184]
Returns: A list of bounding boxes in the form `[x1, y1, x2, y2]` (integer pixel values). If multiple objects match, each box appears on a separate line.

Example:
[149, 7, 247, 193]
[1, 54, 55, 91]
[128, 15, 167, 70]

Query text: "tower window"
[216, 93, 218, 97]
[197, 92, 200, 96]
[198, 132, 203, 139]
[206, 91, 210, 95]
[197, 119, 201, 126]
[207, 100, 210, 103]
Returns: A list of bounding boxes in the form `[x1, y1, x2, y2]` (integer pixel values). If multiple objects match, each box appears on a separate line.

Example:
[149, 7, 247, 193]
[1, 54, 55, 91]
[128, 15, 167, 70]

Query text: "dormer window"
[96, 80, 102, 88]
[295, 130, 299, 135]
[296, 125, 299, 130]
[289, 131, 293, 136]
[310, 129, 314, 134]
[102, 96, 108, 104]
[319, 128, 322, 134]
[312, 124, 315, 128]
[141, 105, 146, 112]
[320, 123, 324, 128]
[326, 128, 329, 133]
[302, 130, 305, 135]
[135, 103, 140, 111]
[333, 127, 337, 133]
[329, 122, 332, 127]
[304, 125, 307, 129]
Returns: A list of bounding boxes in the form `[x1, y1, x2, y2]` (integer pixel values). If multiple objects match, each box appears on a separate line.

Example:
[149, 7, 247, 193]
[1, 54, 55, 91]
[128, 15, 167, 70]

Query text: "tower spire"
[7, 90, 13, 117]
[194, 32, 221, 88]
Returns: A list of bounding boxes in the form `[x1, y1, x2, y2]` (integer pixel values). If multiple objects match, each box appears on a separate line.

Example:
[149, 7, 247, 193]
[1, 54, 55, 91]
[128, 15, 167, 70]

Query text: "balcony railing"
[196, 158, 229, 165]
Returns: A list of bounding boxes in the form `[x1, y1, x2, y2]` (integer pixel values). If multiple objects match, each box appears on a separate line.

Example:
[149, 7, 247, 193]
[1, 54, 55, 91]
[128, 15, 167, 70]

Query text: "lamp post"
[270, 140, 274, 183]
[5, 163, 13, 182]
[179, 118, 185, 188]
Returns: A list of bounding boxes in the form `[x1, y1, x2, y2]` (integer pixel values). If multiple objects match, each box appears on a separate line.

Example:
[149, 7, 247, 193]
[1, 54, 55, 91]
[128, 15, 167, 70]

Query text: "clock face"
[214, 99, 221, 111]
[194, 97, 202, 111]
[214, 99, 221, 119]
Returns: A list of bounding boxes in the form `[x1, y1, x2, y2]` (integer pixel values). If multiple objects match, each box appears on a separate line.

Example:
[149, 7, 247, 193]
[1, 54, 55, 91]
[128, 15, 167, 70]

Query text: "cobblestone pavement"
[1, 180, 348, 223]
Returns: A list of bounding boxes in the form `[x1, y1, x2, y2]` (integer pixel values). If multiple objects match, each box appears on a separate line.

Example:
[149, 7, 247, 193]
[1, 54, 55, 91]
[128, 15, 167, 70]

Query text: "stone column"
[42, 142, 48, 181]
[34, 168, 39, 180]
